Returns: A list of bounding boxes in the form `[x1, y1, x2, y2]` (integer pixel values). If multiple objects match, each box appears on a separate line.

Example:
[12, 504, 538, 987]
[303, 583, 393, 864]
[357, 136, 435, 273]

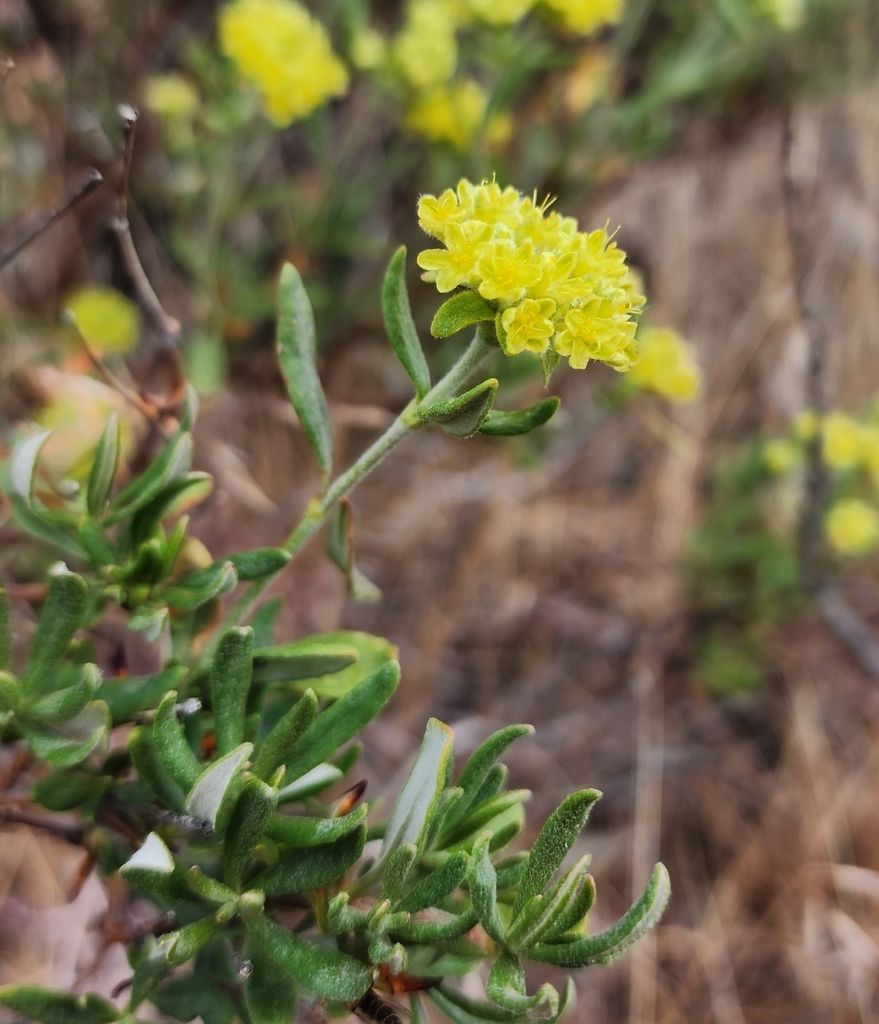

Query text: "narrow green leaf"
[160, 516, 190, 580]
[22, 701, 109, 767]
[154, 691, 202, 790]
[10, 496, 86, 560]
[246, 912, 372, 1001]
[383, 246, 431, 398]
[250, 598, 282, 648]
[444, 725, 533, 832]
[430, 290, 497, 339]
[251, 641, 358, 685]
[329, 500, 381, 603]
[87, 411, 120, 516]
[186, 743, 253, 830]
[10, 430, 52, 503]
[78, 519, 117, 566]
[22, 572, 88, 692]
[228, 548, 290, 582]
[252, 824, 365, 896]
[163, 560, 237, 611]
[540, 349, 560, 388]
[380, 718, 454, 865]
[185, 866, 238, 904]
[252, 689, 319, 781]
[0, 987, 119, 1024]
[276, 262, 332, 481]
[243, 938, 298, 1024]
[381, 843, 418, 903]
[129, 934, 172, 1011]
[0, 671, 22, 714]
[505, 853, 592, 953]
[419, 379, 498, 438]
[442, 790, 530, 849]
[167, 917, 223, 967]
[223, 775, 277, 890]
[211, 627, 254, 756]
[397, 850, 468, 913]
[512, 789, 601, 920]
[493, 953, 560, 1017]
[286, 632, 397, 699]
[0, 587, 10, 672]
[129, 726, 186, 811]
[479, 398, 560, 437]
[32, 768, 106, 812]
[281, 660, 400, 783]
[275, 763, 342, 804]
[389, 907, 479, 944]
[129, 605, 169, 643]
[107, 432, 194, 525]
[97, 665, 188, 724]
[131, 473, 213, 543]
[264, 802, 368, 847]
[540, 871, 596, 943]
[466, 833, 505, 944]
[26, 663, 101, 722]
[528, 863, 671, 967]
[430, 986, 520, 1024]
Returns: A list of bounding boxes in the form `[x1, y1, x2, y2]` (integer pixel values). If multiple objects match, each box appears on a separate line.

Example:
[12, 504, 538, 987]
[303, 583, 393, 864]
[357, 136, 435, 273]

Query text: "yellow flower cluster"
[218, 0, 349, 127]
[542, 0, 625, 34]
[393, 0, 458, 90]
[826, 498, 879, 557]
[628, 327, 701, 403]
[405, 81, 511, 151]
[417, 179, 644, 371]
[144, 74, 200, 120]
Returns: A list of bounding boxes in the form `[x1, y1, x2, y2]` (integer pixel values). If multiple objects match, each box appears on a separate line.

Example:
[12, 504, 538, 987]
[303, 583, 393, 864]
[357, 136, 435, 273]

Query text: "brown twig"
[111, 104, 181, 348]
[77, 330, 168, 435]
[0, 168, 103, 271]
[0, 803, 89, 844]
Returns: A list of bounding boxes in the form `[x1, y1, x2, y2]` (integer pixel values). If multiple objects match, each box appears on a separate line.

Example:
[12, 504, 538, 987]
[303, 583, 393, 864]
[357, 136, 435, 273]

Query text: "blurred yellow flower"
[761, 0, 805, 30]
[64, 286, 140, 353]
[218, 0, 349, 126]
[792, 408, 818, 441]
[417, 178, 644, 371]
[350, 26, 387, 70]
[394, 0, 458, 90]
[822, 412, 863, 470]
[825, 498, 879, 557]
[763, 438, 799, 475]
[404, 79, 494, 151]
[465, 0, 534, 24]
[542, 0, 624, 35]
[144, 74, 200, 119]
[628, 326, 702, 403]
[564, 47, 612, 117]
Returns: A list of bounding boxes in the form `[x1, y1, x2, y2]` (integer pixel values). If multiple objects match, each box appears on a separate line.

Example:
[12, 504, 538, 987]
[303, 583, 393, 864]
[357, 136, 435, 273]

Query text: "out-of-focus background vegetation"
[3, 0, 879, 1020]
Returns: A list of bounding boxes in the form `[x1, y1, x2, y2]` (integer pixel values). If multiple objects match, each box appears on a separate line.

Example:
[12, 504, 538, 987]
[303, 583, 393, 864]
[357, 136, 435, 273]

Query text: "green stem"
[200, 326, 496, 662]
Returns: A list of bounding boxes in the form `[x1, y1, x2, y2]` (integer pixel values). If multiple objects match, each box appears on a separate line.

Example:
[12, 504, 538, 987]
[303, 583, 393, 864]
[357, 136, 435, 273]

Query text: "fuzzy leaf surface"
[383, 246, 430, 398]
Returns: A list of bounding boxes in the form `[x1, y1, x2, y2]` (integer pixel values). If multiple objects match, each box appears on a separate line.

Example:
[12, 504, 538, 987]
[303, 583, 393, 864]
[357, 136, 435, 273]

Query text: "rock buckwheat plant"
[0, 182, 669, 1024]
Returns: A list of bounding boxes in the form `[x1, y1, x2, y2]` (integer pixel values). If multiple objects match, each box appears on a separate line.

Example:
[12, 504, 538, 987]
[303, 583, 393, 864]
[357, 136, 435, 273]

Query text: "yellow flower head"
[64, 286, 140, 353]
[218, 0, 349, 126]
[822, 412, 863, 470]
[541, 0, 624, 35]
[763, 438, 799, 476]
[404, 79, 491, 151]
[350, 26, 387, 70]
[416, 178, 644, 371]
[393, 0, 458, 90]
[465, 0, 535, 24]
[792, 408, 818, 442]
[144, 74, 200, 120]
[628, 326, 702, 403]
[826, 498, 879, 557]
[761, 0, 805, 31]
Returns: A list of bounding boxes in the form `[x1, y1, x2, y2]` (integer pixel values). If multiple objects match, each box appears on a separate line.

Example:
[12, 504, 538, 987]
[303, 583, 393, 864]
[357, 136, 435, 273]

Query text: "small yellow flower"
[418, 188, 466, 240]
[465, 0, 534, 24]
[628, 327, 702, 403]
[404, 79, 491, 152]
[350, 26, 386, 70]
[476, 241, 544, 303]
[826, 498, 879, 557]
[792, 408, 818, 441]
[553, 301, 638, 371]
[218, 0, 349, 126]
[500, 298, 557, 355]
[393, 0, 458, 90]
[822, 412, 863, 469]
[64, 286, 140, 353]
[541, 0, 624, 35]
[417, 221, 491, 292]
[763, 438, 799, 475]
[144, 74, 200, 120]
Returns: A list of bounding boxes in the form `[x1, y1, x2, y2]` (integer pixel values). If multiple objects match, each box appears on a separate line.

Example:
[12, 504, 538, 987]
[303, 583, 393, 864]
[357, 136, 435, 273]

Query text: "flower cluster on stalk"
[417, 179, 644, 371]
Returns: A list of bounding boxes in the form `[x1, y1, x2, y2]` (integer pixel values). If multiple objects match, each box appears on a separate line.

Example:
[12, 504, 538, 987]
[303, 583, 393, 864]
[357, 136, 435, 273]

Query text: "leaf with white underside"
[121, 832, 175, 874]
[185, 743, 252, 829]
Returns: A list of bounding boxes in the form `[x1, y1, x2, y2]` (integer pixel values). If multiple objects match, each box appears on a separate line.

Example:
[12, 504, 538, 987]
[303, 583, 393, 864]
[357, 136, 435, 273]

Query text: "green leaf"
[381, 843, 418, 903]
[22, 572, 88, 692]
[246, 912, 372, 1001]
[442, 790, 530, 849]
[224, 775, 277, 889]
[131, 474, 214, 544]
[512, 789, 600, 920]
[380, 718, 454, 865]
[0, 987, 119, 1024]
[329, 500, 381, 603]
[430, 986, 520, 1024]
[154, 690, 202, 790]
[22, 701, 110, 767]
[251, 640, 358, 685]
[252, 689, 319, 781]
[263, 801, 368, 847]
[228, 548, 290, 582]
[0, 587, 10, 672]
[382, 246, 431, 399]
[540, 349, 560, 388]
[185, 866, 238, 905]
[211, 627, 254, 756]
[251, 598, 282, 648]
[430, 290, 497, 339]
[78, 519, 117, 566]
[281, 660, 400, 783]
[167, 916, 223, 967]
[10, 496, 86, 560]
[129, 726, 186, 811]
[397, 849, 468, 913]
[128, 605, 169, 643]
[528, 863, 670, 967]
[107, 432, 193, 525]
[275, 762, 342, 804]
[97, 665, 188, 724]
[32, 768, 106, 811]
[87, 411, 120, 516]
[286, 632, 397, 699]
[419, 379, 498, 438]
[243, 938, 298, 1024]
[389, 908, 478, 943]
[26, 663, 100, 723]
[444, 725, 533, 833]
[505, 853, 592, 953]
[152, 942, 238, 1024]
[163, 560, 237, 611]
[539, 869, 595, 943]
[276, 262, 332, 482]
[479, 398, 560, 437]
[467, 832, 505, 944]
[10, 430, 52, 504]
[129, 934, 173, 1010]
[486, 952, 558, 1016]
[253, 824, 365, 896]
[186, 743, 253, 830]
